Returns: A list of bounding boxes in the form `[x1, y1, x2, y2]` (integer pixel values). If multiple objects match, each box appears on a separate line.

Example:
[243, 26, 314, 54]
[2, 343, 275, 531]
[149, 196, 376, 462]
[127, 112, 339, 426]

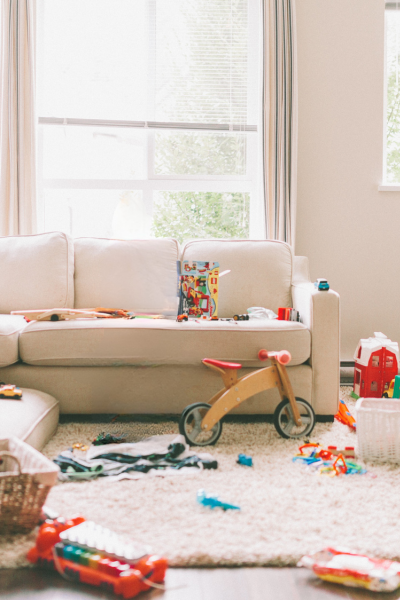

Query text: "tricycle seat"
[202, 358, 242, 370]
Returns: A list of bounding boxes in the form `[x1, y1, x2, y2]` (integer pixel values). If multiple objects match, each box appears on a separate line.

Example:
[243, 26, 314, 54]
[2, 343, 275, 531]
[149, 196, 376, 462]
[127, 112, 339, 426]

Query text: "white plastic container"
[356, 397, 400, 463]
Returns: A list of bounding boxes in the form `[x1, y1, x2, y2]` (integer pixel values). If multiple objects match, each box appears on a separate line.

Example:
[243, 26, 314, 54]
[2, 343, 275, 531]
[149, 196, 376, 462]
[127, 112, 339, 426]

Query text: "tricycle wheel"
[274, 397, 316, 439]
[179, 402, 222, 446]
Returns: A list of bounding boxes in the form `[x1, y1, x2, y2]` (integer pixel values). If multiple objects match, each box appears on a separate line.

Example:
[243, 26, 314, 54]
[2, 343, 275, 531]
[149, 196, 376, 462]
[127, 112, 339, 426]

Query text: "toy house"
[353, 332, 399, 398]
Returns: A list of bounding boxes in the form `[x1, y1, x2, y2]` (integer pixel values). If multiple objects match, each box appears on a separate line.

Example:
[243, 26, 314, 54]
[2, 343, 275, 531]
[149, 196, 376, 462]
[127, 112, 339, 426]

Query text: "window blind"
[37, 0, 254, 131]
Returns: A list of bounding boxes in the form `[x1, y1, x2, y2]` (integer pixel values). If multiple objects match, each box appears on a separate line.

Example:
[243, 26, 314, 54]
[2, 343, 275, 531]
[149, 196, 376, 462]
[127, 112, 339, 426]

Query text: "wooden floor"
[0, 567, 398, 600]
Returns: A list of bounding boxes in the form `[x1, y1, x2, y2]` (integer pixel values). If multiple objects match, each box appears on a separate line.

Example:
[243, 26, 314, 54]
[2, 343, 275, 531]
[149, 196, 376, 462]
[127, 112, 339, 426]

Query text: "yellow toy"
[179, 349, 316, 445]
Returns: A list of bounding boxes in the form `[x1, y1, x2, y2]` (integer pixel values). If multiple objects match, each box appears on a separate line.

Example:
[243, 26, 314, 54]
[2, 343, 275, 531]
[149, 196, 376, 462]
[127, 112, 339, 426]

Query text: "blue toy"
[237, 453, 253, 467]
[197, 489, 240, 511]
[314, 278, 330, 291]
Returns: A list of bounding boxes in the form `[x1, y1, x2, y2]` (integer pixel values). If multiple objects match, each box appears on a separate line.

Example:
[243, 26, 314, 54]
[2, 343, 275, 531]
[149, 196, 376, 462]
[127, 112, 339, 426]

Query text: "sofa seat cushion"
[19, 318, 310, 367]
[0, 315, 28, 367]
[0, 388, 59, 451]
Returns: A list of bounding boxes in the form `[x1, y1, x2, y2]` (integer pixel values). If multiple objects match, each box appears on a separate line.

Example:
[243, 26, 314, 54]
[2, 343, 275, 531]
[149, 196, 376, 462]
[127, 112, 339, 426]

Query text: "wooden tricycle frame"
[200, 350, 302, 433]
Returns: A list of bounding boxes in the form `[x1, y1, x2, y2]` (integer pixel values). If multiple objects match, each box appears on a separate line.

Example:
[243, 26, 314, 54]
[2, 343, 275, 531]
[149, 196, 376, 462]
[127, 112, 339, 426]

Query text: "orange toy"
[28, 517, 168, 599]
[334, 399, 356, 430]
[179, 349, 316, 445]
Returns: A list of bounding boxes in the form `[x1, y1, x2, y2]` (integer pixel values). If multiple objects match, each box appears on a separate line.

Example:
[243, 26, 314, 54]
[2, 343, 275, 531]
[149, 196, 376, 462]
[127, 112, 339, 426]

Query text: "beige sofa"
[0, 232, 340, 416]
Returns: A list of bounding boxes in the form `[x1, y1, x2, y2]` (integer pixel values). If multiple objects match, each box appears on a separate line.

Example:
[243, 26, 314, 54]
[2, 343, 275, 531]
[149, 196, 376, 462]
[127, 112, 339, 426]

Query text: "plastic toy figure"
[197, 489, 240, 511]
[0, 383, 22, 399]
[237, 454, 253, 467]
[233, 314, 249, 321]
[179, 349, 316, 446]
[176, 314, 188, 322]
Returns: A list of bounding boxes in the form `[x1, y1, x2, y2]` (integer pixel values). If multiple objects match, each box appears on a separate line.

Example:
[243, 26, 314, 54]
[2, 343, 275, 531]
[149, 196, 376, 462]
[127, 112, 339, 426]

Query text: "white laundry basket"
[356, 397, 400, 463]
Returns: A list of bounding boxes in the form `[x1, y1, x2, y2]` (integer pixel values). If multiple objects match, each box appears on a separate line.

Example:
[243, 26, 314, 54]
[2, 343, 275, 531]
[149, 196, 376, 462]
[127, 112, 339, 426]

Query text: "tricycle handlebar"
[258, 349, 291, 365]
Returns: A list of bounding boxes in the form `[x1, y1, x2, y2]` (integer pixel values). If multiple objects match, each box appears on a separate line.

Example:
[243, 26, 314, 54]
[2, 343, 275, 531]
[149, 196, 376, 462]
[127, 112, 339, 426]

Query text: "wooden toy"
[11, 308, 112, 321]
[352, 332, 399, 399]
[179, 349, 316, 445]
[28, 517, 168, 598]
[0, 383, 22, 399]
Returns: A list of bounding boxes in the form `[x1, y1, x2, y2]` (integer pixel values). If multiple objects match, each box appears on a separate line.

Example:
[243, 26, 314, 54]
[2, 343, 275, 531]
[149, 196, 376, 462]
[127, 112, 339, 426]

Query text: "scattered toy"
[383, 374, 400, 398]
[233, 314, 249, 321]
[352, 332, 399, 399]
[237, 454, 253, 467]
[27, 516, 168, 598]
[197, 489, 240, 511]
[292, 443, 366, 476]
[298, 548, 400, 592]
[335, 399, 356, 430]
[314, 278, 329, 291]
[0, 383, 22, 399]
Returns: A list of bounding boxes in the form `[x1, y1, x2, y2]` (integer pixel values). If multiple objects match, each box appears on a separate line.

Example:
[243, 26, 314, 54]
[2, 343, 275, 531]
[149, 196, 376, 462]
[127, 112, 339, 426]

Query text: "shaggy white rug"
[2, 387, 400, 569]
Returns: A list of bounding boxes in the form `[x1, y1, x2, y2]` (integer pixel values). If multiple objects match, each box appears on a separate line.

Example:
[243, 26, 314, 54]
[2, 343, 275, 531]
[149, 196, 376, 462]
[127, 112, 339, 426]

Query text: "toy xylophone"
[28, 517, 168, 599]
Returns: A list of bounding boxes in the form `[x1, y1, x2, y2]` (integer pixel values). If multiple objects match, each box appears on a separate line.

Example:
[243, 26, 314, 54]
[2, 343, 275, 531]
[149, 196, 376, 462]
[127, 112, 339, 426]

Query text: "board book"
[178, 261, 219, 319]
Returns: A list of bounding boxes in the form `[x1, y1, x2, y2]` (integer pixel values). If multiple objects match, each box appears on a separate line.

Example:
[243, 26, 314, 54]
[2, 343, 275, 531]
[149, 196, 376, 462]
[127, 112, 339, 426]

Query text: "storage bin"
[0, 437, 59, 534]
[356, 397, 400, 463]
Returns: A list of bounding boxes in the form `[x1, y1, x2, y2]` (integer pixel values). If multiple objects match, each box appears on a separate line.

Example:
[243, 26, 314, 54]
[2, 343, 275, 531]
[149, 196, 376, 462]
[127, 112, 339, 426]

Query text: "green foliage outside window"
[151, 191, 249, 243]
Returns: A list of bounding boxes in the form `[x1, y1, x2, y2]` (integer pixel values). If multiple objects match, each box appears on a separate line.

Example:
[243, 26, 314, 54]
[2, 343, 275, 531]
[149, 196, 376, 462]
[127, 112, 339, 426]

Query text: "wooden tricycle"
[179, 349, 316, 446]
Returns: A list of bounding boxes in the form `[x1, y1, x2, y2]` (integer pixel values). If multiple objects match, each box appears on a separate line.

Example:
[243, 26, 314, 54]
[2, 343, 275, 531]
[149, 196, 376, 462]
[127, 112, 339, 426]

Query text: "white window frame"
[37, 0, 261, 234]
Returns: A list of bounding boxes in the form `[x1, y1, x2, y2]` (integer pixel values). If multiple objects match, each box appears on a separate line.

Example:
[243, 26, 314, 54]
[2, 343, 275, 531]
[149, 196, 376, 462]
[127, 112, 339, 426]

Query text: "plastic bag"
[247, 307, 278, 320]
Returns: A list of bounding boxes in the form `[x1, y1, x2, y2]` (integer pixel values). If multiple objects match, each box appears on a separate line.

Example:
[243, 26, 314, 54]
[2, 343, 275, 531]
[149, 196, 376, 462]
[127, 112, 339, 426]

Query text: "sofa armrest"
[291, 278, 340, 416]
[0, 315, 27, 367]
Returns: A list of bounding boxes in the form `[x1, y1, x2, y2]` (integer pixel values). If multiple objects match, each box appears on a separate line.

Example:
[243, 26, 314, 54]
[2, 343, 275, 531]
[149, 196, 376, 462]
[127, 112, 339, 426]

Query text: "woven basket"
[356, 397, 400, 464]
[0, 437, 59, 534]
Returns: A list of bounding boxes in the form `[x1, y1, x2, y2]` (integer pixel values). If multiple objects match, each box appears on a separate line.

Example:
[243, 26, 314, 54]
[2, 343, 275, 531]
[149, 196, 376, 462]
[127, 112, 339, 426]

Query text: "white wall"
[295, 0, 400, 360]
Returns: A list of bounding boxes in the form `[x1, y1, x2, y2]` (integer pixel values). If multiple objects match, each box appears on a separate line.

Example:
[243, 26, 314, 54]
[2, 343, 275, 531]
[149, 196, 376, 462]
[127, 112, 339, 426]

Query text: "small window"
[371, 381, 378, 392]
[372, 355, 380, 367]
[357, 346, 362, 359]
[355, 371, 361, 384]
[386, 357, 394, 368]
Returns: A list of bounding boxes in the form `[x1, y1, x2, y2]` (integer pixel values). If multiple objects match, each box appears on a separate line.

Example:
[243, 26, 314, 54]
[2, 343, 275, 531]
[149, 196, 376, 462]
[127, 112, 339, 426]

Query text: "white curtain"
[0, 0, 37, 236]
[263, 0, 298, 248]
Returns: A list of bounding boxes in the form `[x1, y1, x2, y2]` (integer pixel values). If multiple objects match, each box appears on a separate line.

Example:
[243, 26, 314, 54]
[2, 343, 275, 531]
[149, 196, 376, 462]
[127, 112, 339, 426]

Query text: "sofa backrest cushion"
[0, 232, 74, 313]
[74, 237, 179, 314]
[181, 239, 293, 316]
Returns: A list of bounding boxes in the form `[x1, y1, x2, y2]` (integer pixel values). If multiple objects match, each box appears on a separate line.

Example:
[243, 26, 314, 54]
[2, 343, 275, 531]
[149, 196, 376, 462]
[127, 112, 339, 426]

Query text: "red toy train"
[27, 516, 168, 599]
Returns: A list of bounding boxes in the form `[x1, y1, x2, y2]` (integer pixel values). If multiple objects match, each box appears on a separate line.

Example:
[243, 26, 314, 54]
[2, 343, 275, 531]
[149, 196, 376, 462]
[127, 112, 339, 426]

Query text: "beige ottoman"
[0, 388, 59, 451]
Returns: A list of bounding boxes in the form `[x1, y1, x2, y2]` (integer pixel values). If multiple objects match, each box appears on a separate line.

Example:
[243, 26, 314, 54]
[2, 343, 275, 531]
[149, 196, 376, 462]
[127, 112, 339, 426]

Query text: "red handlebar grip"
[258, 349, 292, 364]
[277, 350, 291, 365]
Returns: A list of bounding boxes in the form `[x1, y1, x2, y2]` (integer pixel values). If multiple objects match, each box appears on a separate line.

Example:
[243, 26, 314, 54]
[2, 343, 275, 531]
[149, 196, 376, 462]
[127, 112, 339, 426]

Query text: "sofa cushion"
[0, 388, 59, 451]
[19, 318, 310, 367]
[0, 315, 27, 367]
[0, 232, 74, 313]
[181, 239, 293, 317]
[74, 237, 179, 315]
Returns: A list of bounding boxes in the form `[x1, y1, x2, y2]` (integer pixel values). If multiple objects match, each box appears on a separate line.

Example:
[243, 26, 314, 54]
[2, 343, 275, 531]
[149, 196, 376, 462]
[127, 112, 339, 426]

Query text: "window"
[384, 2, 400, 183]
[36, 0, 262, 242]
[370, 381, 378, 392]
[372, 355, 380, 367]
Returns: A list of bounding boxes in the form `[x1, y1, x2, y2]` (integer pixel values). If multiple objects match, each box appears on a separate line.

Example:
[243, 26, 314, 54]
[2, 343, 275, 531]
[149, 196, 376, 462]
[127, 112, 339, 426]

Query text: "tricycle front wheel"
[179, 402, 222, 446]
[274, 397, 316, 439]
